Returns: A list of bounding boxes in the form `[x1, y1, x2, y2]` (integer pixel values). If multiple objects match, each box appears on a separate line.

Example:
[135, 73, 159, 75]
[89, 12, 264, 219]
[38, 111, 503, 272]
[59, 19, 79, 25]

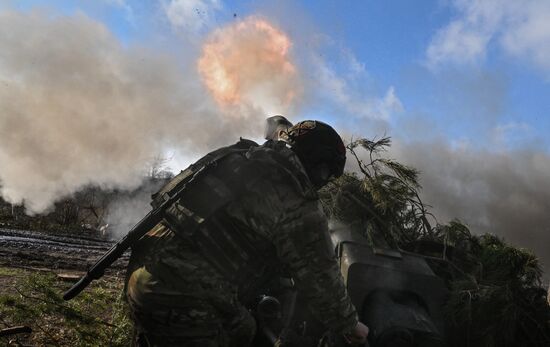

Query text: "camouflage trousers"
[125, 222, 259, 347]
[126, 265, 256, 347]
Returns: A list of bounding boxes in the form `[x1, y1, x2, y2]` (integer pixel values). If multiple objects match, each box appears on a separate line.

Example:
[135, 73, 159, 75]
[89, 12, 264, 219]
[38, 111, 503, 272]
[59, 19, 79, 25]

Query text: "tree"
[147, 154, 174, 180]
[319, 136, 550, 347]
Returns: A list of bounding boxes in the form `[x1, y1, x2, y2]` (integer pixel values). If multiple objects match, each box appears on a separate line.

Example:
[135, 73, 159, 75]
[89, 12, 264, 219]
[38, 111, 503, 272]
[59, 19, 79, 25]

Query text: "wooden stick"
[0, 326, 32, 337]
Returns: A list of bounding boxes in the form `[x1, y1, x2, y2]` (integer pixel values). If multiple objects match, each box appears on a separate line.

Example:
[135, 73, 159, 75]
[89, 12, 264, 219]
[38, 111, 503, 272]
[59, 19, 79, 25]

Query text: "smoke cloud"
[0, 10, 300, 213]
[2, 6, 546, 275]
[390, 141, 550, 272]
[105, 178, 167, 238]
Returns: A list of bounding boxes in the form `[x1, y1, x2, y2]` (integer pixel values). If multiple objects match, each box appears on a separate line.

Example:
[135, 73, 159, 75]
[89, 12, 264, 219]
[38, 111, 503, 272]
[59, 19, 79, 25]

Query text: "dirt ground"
[0, 227, 131, 346]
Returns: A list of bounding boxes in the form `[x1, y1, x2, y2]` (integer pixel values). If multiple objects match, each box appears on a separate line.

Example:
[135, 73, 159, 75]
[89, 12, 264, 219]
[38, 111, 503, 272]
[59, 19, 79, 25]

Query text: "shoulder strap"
[150, 138, 259, 209]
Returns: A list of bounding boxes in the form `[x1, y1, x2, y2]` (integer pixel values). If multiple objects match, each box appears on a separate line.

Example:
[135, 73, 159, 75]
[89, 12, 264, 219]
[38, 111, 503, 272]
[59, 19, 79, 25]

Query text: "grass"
[0, 267, 132, 346]
[0, 267, 24, 277]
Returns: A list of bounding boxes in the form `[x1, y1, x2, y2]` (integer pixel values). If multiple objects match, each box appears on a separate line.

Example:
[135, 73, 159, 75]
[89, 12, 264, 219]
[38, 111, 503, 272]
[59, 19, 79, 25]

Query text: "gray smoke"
[0, 10, 269, 213]
[104, 178, 167, 239]
[390, 140, 550, 273]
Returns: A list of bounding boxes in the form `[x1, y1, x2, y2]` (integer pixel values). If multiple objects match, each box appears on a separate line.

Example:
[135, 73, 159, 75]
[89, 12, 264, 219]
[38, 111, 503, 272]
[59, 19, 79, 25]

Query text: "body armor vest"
[150, 139, 291, 293]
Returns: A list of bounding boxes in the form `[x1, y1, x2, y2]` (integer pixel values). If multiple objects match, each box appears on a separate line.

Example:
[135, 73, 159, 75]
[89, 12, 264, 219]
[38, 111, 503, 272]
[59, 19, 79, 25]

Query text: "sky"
[0, 0, 549, 274]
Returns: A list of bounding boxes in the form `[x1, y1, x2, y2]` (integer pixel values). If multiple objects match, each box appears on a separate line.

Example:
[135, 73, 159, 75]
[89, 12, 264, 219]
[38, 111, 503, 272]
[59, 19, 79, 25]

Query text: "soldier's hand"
[343, 322, 369, 346]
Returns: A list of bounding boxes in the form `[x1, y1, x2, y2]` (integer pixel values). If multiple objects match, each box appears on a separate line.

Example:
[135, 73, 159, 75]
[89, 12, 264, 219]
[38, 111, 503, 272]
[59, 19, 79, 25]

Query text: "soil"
[0, 227, 129, 275]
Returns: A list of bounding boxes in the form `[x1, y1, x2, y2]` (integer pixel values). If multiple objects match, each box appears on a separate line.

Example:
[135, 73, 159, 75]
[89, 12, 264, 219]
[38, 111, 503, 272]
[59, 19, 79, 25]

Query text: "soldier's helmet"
[280, 120, 346, 188]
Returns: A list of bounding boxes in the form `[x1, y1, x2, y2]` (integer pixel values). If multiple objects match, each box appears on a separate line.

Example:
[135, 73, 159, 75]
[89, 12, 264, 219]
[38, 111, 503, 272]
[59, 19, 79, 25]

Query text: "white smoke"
[104, 178, 167, 238]
[0, 10, 294, 213]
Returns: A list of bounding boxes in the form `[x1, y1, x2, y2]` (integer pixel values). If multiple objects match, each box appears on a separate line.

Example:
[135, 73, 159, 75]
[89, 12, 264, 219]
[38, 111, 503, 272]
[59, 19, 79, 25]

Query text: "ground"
[0, 227, 132, 346]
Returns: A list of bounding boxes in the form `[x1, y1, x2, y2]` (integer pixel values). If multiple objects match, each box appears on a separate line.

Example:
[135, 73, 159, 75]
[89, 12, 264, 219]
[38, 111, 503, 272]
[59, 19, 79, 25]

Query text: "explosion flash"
[198, 16, 300, 114]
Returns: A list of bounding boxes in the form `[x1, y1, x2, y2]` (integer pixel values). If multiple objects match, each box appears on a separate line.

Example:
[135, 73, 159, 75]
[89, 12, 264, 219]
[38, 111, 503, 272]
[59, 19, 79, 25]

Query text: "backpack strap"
[151, 138, 259, 210]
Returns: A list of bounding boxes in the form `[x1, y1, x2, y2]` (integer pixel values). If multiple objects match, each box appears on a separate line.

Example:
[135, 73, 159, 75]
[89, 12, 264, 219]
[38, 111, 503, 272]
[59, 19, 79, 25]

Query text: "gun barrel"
[63, 273, 94, 300]
[62, 144, 230, 301]
[63, 208, 164, 301]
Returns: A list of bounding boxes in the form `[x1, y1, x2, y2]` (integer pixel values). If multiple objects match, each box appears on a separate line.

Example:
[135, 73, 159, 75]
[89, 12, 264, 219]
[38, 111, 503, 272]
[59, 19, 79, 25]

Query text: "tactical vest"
[150, 138, 293, 292]
[150, 138, 259, 210]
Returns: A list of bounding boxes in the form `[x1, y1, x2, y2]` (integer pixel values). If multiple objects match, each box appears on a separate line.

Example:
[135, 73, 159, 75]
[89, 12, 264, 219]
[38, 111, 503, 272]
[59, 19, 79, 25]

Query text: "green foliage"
[321, 137, 434, 246]
[444, 235, 550, 347]
[320, 136, 550, 347]
[0, 267, 23, 277]
[0, 270, 131, 346]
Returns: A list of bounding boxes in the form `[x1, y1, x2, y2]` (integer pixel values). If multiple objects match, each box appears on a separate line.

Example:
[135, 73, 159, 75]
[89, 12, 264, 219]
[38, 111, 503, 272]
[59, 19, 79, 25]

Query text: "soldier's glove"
[343, 322, 369, 346]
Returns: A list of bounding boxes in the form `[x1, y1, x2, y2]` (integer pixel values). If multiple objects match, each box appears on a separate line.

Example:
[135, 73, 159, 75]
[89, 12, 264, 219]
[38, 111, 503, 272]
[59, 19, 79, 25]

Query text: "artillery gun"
[253, 223, 448, 347]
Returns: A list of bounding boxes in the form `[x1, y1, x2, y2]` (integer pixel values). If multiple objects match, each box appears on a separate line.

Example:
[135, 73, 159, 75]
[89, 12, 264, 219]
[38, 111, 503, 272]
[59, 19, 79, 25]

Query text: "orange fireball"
[198, 16, 298, 111]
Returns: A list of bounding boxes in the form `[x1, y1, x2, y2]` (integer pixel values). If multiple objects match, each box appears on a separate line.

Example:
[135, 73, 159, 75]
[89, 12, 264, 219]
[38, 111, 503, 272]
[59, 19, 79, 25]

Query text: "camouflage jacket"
[128, 140, 358, 333]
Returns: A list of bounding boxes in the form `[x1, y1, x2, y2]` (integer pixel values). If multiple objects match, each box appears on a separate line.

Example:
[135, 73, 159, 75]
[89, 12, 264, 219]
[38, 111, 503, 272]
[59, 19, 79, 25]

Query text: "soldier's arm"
[271, 193, 358, 334]
[237, 147, 358, 334]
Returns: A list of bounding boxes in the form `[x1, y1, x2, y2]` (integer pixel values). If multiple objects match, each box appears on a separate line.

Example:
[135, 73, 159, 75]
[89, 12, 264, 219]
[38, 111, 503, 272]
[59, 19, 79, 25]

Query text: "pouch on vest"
[159, 143, 282, 287]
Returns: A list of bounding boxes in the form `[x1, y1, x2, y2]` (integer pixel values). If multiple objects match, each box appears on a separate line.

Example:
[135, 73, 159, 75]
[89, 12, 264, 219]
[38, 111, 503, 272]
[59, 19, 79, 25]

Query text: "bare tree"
[147, 154, 174, 179]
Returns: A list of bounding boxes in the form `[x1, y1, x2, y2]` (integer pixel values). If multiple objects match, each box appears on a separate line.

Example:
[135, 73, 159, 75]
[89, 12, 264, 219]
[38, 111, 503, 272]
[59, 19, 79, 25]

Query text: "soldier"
[125, 118, 369, 346]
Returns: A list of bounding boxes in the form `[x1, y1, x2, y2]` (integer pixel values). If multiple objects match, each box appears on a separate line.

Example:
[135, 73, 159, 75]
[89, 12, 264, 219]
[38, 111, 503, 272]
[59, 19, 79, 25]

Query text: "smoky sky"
[1, 6, 548, 278]
[0, 10, 299, 213]
[390, 140, 550, 274]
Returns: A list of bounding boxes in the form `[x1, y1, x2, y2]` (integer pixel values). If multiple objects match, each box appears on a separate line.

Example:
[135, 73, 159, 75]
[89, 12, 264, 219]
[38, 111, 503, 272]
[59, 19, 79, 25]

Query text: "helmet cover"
[281, 120, 346, 188]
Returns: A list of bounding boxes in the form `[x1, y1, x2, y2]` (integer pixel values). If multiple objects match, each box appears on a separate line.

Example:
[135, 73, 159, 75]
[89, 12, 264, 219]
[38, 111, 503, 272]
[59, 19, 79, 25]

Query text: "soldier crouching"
[125, 117, 369, 346]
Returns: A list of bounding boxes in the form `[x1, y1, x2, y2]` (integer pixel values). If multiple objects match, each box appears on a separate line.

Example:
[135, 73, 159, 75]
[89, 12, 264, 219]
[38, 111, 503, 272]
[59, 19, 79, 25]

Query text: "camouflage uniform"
[125, 140, 358, 346]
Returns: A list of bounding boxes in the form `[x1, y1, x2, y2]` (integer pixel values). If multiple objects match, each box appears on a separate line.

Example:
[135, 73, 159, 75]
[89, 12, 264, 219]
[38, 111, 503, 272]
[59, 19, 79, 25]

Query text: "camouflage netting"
[319, 137, 550, 347]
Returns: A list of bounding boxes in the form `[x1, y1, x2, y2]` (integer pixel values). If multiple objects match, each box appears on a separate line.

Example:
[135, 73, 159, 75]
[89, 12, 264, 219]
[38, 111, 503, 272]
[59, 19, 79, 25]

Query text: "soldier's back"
[125, 140, 312, 346]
